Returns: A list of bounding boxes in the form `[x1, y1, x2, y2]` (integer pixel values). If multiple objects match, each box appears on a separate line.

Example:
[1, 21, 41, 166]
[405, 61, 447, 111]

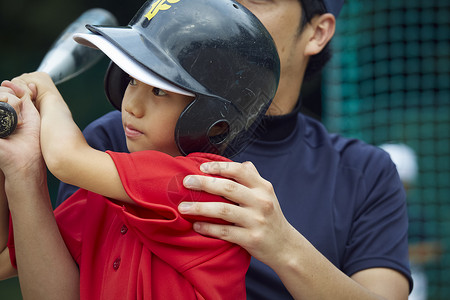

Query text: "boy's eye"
[152, 88, 167, 96]
[128, 77, 137, 86]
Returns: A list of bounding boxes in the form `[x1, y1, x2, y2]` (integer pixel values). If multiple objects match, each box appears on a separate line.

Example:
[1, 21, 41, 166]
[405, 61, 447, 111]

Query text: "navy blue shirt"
[57, 110, 412, 299]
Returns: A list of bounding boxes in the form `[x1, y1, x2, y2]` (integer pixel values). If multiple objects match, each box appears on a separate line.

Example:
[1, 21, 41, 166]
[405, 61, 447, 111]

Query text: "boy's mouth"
[124, 124, 143, 138]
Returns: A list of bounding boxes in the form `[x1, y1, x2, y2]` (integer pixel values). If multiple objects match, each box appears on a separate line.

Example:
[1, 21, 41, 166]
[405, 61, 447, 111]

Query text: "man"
[57, 0, 412, 298]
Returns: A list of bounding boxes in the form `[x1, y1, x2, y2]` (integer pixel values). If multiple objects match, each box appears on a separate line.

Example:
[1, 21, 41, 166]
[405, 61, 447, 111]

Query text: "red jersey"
[9, 151, 250, 299]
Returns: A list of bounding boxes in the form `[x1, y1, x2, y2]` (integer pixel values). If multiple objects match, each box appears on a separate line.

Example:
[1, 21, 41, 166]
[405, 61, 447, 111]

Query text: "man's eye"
[129, 77, 137, 86]
[152, 88, 167, 96]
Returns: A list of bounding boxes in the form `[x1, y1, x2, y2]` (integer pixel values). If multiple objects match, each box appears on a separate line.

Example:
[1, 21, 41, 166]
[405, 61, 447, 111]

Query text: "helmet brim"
[73, 32, 195, 97]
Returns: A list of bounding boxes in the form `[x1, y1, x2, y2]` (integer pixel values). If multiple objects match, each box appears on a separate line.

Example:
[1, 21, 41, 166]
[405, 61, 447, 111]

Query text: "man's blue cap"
[323, 0, 344, 17]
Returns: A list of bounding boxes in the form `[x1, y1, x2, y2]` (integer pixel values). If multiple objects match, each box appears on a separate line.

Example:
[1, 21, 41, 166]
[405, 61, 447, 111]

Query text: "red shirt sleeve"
[107, 150, 250, 297]
[107, 150, 232, 217]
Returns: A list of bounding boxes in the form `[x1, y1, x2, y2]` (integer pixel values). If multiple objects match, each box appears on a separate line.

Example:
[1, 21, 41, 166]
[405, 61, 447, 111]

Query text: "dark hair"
[298, 0, 332, 81]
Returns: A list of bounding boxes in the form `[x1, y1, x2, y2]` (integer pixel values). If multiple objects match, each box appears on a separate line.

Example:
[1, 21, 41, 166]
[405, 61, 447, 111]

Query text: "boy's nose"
[123, 93, 145, 118]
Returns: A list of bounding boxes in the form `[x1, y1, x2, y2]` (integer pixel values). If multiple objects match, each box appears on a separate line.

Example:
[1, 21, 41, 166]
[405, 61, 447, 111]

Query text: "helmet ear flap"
[104, 61, 129, 110]
[175, 96, 244, 157]
[207, 120, 230, 146]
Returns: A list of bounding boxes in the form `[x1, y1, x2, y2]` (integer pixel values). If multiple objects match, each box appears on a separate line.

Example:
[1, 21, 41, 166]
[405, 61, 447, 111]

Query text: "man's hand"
[178, 161, 296, 266]
[178, 161, 410, 300]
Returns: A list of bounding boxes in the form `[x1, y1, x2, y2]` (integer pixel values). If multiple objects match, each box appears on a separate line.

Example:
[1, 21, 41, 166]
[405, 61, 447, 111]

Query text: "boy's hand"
[1, 72, 56, 112]
[0, 78, 41, 176]
[0, 77, 38, 137]
[0, 83, 26, 128]
[17, 72, 62, 111]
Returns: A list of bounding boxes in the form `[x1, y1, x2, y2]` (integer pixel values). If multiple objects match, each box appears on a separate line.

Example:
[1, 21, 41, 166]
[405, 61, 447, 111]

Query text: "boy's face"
[121, 77, 194, 156]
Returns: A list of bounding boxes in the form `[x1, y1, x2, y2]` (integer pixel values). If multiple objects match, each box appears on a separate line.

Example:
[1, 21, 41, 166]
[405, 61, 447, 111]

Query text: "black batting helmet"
[74, 0, 280, 157]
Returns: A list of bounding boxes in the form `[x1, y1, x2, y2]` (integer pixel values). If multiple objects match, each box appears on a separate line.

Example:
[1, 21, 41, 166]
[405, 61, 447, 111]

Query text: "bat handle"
[0, 102, 18, 138]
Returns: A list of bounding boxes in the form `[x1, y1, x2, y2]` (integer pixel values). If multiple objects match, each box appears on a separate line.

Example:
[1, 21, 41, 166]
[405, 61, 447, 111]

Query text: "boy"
[0, 0, 280, 299]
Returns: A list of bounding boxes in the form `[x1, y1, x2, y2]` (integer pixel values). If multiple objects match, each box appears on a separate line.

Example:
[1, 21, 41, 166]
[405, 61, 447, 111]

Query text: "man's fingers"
[184, 161, 276, 207]
[183, 175, 254, 206]
[191, 222, 247, 245]
[199, 161, 266, 189]
[178, 199, 250, 244]
[179, 200, 248, 226]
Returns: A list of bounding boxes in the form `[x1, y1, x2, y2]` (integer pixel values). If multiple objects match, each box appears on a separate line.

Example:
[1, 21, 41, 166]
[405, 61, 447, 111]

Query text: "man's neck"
[266, 77, 303, 116]
[256, 99, 302, 142]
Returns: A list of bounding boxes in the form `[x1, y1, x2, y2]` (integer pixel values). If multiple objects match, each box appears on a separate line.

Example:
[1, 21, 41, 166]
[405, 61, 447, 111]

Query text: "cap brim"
[73, 32, 195, 97]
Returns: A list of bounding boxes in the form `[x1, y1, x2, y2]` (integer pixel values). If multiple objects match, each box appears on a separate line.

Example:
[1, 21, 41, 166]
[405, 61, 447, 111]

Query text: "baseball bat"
[0, 8, 118, 138]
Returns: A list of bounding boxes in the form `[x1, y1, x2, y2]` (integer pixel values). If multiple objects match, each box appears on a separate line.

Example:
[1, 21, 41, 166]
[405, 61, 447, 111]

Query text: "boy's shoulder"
[186, 152, 232, 163]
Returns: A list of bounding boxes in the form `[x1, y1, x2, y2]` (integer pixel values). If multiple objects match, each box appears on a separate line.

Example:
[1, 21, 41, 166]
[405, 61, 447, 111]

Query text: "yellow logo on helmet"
[144, 0, 181, 21]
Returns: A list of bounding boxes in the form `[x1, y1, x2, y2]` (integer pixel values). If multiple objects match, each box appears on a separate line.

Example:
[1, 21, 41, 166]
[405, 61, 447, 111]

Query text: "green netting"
[323, 1, 449, 299]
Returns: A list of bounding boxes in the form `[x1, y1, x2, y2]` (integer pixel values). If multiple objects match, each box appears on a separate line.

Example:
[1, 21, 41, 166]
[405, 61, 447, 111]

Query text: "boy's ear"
[304, 13, 336, 56]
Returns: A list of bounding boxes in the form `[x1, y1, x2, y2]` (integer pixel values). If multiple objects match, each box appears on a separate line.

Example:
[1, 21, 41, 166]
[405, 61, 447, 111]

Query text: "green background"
[323, 0, 449, 299]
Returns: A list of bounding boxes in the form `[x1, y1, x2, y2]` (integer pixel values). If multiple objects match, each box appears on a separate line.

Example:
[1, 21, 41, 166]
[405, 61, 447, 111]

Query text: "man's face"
[236, 0, 303, 52]
[236, 0, 309, 115]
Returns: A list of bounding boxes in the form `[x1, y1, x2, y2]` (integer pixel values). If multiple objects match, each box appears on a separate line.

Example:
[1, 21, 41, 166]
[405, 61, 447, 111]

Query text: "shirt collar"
[255, 99, 303, 142]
